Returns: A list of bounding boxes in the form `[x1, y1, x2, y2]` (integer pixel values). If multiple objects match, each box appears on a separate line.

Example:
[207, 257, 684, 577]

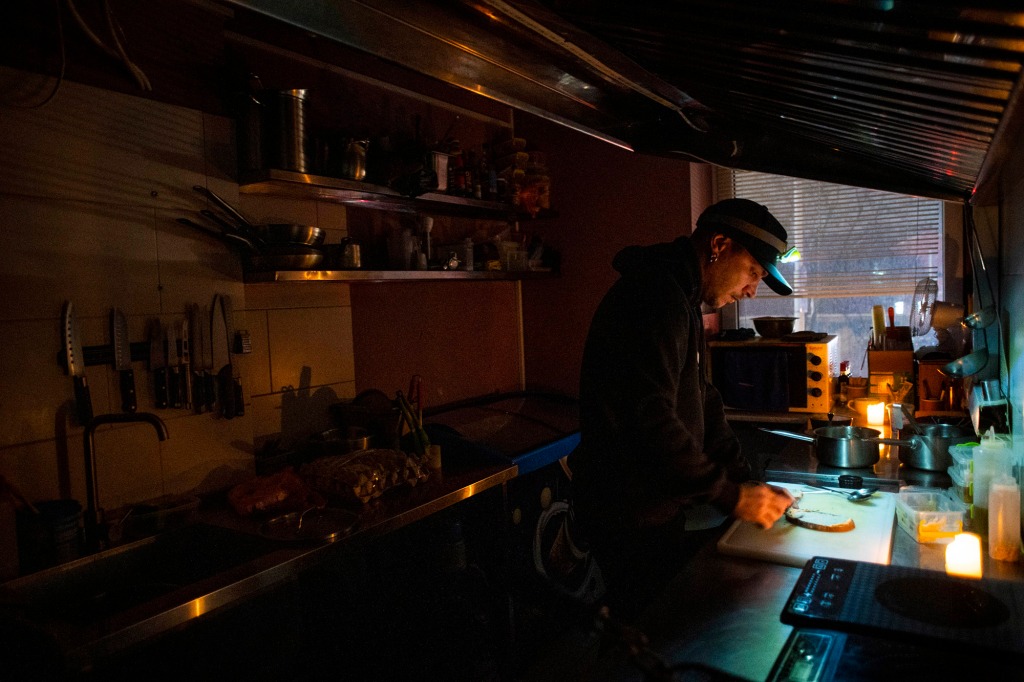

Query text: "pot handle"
[868, 437, 917, 448]
[759, 428, 815, 443]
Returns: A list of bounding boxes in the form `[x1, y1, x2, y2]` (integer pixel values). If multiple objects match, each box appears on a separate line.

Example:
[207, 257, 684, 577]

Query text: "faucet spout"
[83, 412, 170, 551]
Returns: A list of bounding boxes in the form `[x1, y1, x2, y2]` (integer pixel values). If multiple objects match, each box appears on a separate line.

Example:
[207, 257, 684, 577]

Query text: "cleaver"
[111, 308, 137, 413]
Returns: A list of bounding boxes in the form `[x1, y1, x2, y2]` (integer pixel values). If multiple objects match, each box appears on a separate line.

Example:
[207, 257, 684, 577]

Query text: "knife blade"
[166, 321, 181, 408]
[222, 294, 244, 417]
[179, 318, 192, 411]
[188, 304, 205, 413]
[201, 304, 215, 412]
[210, 294, 233, 418]
[149, 319, 167, 409]
[111, 308, 136, 413]
[62, 301, 93, 425]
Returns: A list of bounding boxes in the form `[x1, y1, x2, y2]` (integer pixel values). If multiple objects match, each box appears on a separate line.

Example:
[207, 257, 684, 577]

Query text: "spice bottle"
[837, 360, 851, 403]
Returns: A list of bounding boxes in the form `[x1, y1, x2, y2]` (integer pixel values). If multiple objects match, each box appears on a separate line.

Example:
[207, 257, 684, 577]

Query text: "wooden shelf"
[239, 169, 519, 220]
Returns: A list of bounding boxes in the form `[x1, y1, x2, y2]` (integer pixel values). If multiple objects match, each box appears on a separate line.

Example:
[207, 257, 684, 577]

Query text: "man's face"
[703, 237, 768, 309]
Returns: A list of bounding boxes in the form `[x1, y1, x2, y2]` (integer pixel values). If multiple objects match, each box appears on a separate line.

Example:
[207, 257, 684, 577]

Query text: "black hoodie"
[569, 236, 752, 536]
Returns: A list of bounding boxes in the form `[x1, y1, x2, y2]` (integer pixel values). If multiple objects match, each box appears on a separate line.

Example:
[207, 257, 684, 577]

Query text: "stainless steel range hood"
[228, 0, 1024, 203]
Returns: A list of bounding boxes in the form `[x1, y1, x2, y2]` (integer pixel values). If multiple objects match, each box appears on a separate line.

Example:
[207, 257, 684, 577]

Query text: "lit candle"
[867, 401, 886, 425]
[945, 533, 983, 578]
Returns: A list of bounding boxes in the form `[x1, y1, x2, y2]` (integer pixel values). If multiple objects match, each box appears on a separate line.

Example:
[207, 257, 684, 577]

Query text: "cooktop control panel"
[780, 556, 1024, 659]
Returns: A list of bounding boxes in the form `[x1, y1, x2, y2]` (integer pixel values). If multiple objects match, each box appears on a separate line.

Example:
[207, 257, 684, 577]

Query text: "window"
[715, 168, 947, 375]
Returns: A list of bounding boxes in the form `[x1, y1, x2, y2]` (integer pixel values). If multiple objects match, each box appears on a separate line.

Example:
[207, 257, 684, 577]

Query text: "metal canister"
[266, 89, 309, 173]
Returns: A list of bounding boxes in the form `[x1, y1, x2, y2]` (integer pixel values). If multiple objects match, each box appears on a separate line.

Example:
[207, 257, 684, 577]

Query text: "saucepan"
[761, 425, 900, 468]
[896, 423, 975, 471]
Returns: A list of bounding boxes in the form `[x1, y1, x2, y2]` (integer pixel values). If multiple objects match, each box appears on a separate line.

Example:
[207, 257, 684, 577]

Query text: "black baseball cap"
[696, 198, 793, 296]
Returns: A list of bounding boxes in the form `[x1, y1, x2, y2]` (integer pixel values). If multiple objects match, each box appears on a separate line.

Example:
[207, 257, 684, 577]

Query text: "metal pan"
[252, 223, 326, 247]
[193, 184, 255, 230]
[761, 426, 903, 468]
[176, 217, 258, 253]
[245, 245, 324, 271]
[897, 423, 974, 471]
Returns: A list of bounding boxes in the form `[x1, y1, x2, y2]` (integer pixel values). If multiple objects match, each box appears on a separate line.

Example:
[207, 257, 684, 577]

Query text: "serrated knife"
[111, 308, 136, 413]
[62, 301, 93, 425]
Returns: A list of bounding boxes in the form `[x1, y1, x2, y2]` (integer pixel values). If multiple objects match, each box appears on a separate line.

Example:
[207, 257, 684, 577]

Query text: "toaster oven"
[707, 335, 838, 413]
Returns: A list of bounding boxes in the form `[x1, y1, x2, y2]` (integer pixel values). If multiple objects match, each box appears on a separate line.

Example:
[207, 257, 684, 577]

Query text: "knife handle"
[233, 377, 245, 417]
[74, 375, 93, 425]
[183, 369, 193, 411]
[153, 367, 168, 409]
[192, 371, 205, 413]
[218, 366, 235, 419]
[203, 372, 216, 412]
[168, 367, 182, 409]
[119, 369, 137, 413]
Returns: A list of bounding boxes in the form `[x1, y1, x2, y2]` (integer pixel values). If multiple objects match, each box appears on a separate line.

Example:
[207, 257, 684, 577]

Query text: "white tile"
[154, 211, 246, 314]
[158, 412, 255, 496]
[267, 307, 354, 391]
[88, 422, 165, 511]
[0, 195, 162, 321]
[244, 282, 350, 310]
[251, 381, 355, 450]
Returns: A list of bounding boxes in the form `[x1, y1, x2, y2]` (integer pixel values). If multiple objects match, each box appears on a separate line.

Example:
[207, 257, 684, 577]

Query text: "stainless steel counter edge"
[31, 456, 519, 671]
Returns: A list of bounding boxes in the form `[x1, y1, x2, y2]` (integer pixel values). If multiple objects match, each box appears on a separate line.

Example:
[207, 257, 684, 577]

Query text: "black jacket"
[569, 237, 752, 535]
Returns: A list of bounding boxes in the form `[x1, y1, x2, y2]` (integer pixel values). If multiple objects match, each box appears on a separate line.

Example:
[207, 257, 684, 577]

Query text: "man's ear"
[710, 233, 732, 259]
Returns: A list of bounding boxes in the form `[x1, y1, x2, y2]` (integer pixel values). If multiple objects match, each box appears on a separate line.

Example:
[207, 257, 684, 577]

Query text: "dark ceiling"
[233, 0, 1024, 203]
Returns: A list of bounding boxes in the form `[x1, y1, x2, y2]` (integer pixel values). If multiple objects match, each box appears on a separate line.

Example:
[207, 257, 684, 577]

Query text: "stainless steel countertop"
[2, 450, 517, 672]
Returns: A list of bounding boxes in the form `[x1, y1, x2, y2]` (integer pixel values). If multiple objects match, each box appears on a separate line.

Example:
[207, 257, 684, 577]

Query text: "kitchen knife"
[188, 304, 205, 413]
[62, 301, 93, 425]
[222, 294, 245, 417]
[201, 304, 215, 412]
[166, 321, 181, 408]
[149, 319, 168, 409]
[179, 318, 192, 411]
[111, 308, 137, 413]
[211, 294, 234, 418]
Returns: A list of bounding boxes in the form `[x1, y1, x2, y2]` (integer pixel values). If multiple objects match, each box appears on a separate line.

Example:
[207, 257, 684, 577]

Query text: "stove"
[763, 441, 952, 493]
[768, 557, 1024, 681]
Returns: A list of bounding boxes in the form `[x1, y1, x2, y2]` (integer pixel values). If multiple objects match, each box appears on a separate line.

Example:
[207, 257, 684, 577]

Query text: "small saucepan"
[761, 425, 899, 468]
[897, 423, 974, 471]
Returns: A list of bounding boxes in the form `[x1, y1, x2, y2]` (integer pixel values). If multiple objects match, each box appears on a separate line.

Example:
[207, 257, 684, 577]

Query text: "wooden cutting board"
[717, 482, 896, 568]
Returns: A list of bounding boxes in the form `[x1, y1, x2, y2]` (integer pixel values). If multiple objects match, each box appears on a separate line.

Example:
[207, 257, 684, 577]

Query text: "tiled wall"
[0, 68, 355, 510]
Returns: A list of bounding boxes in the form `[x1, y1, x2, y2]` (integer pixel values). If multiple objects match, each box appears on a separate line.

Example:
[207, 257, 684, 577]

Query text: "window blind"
[714, 168, 944, 298]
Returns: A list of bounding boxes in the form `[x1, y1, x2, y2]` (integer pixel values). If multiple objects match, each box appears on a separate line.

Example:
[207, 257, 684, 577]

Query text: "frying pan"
[192, 185, 325, 247]
[245, 245, 325, 271]
[176, 217, 258, 253]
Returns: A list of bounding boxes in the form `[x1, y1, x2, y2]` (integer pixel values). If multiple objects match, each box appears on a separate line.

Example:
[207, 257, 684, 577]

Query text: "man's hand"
[733, 482, 795, 529]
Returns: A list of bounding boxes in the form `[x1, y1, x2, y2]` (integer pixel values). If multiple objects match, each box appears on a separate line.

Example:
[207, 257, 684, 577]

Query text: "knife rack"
[63, 342, 152, 370]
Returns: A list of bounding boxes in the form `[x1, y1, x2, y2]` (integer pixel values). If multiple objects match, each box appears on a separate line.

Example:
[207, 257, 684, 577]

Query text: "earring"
[709, 253, 718, 264]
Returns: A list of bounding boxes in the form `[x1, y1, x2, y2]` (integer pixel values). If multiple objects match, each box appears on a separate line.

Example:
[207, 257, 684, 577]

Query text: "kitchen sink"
[0, 522, 287, 669]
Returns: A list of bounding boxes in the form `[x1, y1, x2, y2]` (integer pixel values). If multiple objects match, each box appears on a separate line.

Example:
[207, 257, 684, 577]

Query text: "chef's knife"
[149, 319, 168, 409]
[62, 301, 93, 425]
[211, 294, 234, 418]
[166, 321, 182, 408]
[111, 308, 136, 413]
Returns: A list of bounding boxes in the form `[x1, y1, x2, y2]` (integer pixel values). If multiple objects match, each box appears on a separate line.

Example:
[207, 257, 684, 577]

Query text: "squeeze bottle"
[989, 473, 1021, 562]
[972, 428, 1013, 533]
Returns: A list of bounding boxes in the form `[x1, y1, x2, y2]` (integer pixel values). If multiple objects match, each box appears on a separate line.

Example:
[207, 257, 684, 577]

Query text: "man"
[569, 198, 796, 623]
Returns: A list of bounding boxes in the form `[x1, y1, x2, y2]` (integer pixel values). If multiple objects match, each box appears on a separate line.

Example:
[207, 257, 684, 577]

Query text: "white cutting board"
[717, 482, 896, 568]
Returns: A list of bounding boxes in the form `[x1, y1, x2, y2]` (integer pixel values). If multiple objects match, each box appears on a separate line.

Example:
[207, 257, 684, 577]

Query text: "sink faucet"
[83, 412, 169, 551]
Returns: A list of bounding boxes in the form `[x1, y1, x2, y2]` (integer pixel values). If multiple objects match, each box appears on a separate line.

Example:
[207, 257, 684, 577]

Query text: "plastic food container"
[896, 489, 967, 543]
[947, 465, 972, 505]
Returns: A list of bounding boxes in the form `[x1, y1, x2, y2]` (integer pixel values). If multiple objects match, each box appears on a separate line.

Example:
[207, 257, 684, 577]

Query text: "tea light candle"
[867, 401, 886, 425]
[945, 532, 983, 578]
